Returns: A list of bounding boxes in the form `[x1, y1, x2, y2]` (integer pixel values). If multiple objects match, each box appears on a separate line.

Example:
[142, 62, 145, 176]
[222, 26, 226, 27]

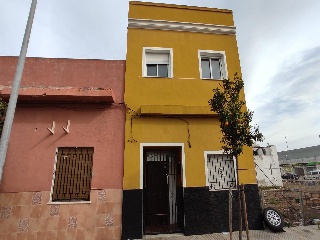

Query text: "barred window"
[52, 147, 93, 202]
[206, 154, 236, 191]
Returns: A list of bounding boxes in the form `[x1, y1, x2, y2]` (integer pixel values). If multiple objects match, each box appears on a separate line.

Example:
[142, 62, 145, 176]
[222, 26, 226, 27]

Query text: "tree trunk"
[229, 187, 233, 240]
[236, 155, 242, 240]
[241, 184, 250, 240]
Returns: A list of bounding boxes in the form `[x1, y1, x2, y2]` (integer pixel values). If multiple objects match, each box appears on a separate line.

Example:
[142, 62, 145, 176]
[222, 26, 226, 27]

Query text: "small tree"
[209, 73, 263, 158]
[208, 73, 263, 238]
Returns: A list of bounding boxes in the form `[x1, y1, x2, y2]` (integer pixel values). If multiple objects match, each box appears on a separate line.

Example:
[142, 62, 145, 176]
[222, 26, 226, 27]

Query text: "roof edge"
[129, 1, 233, 14]
[0, 56, 126, 62]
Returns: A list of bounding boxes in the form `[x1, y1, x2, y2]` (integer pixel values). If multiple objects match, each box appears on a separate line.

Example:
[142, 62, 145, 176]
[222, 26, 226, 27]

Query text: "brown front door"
[144, 148, 183, 234]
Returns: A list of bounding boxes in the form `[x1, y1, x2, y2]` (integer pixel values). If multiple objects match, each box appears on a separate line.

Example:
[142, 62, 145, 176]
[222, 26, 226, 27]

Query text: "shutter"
[146, 52, 169, 64]
[52, 147, 93, 202]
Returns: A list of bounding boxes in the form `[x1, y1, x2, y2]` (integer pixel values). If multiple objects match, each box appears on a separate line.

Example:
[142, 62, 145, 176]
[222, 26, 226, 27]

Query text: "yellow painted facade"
[124, 1, 257, 190]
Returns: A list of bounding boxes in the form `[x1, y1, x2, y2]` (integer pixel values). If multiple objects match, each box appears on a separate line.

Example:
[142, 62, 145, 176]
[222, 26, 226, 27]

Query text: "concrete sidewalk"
[144, 225, 320, 240]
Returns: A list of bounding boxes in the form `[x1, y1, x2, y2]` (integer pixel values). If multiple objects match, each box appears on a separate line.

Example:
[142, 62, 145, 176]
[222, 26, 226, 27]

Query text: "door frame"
[140, 143, 186, 189]
[140, 143, 186, 233]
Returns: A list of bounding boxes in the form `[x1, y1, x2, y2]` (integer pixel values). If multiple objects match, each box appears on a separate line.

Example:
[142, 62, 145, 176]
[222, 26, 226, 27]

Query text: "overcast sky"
[1, 0, 320, 151]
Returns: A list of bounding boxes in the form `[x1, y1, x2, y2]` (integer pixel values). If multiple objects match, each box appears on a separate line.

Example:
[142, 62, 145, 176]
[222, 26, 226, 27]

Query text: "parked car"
[281, 173, 299, 180]
[304, 169, 320, 180]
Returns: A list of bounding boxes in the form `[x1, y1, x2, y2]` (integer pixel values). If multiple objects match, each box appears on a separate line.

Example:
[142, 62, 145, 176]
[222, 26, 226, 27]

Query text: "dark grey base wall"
[244, 184, 264, 230]
[122, 189, 143, 240]
[184, 184, 263, 236]
[121, 185, 263, 238]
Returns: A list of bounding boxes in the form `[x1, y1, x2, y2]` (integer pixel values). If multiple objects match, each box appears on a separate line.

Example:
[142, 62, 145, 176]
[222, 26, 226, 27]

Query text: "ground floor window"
[51, 147, 94, 202]
[206, 153, 236, 191]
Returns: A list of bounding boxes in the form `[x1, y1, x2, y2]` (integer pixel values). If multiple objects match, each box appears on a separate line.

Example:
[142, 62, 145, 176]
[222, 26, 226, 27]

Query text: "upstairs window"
[146, 52, 169, 77]
[143, 47, 173, 78]
[199, 51, 227, 80]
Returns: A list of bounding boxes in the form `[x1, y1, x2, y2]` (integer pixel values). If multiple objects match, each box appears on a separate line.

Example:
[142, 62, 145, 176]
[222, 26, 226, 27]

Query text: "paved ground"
[144, 225, 320, 240]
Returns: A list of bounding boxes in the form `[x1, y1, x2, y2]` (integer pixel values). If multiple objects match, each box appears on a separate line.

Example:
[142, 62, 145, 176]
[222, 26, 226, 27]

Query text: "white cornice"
[128, 18, 236, 35]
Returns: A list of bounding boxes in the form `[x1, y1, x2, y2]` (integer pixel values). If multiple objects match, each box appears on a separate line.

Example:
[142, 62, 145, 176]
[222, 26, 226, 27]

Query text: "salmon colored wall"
[0, 190, 122, 239]
[0, 57, 125, 192]
[0, 57, 125, 103]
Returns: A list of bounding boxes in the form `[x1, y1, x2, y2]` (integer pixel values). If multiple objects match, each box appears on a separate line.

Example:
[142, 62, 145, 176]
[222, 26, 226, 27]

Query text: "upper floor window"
[143, 47, 173, 78]
[199, 50, 227, 80]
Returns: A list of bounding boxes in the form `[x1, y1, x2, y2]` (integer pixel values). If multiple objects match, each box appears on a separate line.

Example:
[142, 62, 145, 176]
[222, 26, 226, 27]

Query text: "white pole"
[0, 0, 38, 183]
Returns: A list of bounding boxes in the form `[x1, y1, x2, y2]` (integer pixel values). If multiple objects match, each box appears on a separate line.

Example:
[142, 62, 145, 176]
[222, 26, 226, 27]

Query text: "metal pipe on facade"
[0, 0, 38, 183]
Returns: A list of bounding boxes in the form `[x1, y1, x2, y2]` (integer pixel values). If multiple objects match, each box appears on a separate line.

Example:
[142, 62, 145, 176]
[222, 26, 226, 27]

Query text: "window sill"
[47, 201, 91, 205]
[201, 78, 224, 81]
[143, 76, 172, 79]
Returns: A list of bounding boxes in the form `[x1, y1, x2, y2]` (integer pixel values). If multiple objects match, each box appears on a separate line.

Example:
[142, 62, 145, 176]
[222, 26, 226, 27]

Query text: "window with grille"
[199, 50, 227, 80]
[206, 153, 236, 191]
[143, 47, 173, 78]
[51, 147, 93, 202]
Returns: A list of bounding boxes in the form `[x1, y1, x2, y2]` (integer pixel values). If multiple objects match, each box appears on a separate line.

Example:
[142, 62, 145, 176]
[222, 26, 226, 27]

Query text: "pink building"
[0, 57, 125, 239]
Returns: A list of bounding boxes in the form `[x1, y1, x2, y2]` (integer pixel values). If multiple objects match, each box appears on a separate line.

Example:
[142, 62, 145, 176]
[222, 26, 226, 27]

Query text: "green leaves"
[0, 95, 7, 136]
[208, 73, 264, 158]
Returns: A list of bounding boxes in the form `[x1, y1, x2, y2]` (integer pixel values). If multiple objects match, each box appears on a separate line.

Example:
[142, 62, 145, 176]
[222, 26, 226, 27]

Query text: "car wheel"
[262, 207, 284, 232]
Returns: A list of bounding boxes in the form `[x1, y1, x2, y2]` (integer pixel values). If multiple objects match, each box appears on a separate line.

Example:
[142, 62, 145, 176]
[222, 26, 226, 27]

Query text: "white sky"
[1, 0, 320, 151]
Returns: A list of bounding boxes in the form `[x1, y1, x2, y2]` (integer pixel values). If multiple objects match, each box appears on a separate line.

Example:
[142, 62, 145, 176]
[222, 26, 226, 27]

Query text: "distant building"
[254, 145, 283, 187]
[278, 145, 320, 175]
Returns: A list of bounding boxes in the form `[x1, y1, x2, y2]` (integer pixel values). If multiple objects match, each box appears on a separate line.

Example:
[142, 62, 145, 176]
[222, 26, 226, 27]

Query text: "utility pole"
[0, 0, 38, 183]
[285, 135, 293, 173]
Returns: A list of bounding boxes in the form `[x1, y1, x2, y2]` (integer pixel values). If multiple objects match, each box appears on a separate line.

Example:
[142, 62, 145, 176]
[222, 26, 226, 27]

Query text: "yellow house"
[122, 2, 263, 239]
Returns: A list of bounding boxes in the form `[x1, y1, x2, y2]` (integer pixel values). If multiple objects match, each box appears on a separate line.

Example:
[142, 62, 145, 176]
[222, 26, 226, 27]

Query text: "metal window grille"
[52, 147, 93, 202]
[207, 154, 236, 191]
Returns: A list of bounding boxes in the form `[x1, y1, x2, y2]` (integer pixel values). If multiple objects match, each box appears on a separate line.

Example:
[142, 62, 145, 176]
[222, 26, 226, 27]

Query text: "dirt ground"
[261, 180, 320, 226]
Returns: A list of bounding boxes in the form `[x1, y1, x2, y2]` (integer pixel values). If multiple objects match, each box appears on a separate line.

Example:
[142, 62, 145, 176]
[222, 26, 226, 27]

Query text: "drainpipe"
[0, 0, 38, 183]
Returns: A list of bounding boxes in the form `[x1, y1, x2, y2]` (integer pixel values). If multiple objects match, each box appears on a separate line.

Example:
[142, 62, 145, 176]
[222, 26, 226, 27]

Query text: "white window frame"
[140, 143, 186, 189]
[142, 47, 173, 78]
[204, 150, 237, 190]
[198, 50, 228, 80]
